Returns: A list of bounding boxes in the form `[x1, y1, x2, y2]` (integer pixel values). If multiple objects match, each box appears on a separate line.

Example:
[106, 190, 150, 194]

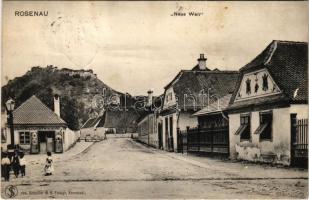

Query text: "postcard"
[1, 1, 308, 199]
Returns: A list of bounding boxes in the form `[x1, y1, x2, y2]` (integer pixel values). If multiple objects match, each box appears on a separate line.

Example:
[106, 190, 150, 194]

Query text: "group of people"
[1, 150, 54, 181]
[1, 150, 26, 181]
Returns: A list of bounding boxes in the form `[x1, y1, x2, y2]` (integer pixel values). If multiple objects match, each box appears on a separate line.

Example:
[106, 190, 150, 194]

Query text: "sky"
[2, 1, 308, 96]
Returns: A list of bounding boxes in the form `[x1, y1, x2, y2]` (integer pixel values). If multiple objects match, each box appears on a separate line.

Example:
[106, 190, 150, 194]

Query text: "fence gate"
[178, 126, 229, 155]
[291, 115, 308, 166]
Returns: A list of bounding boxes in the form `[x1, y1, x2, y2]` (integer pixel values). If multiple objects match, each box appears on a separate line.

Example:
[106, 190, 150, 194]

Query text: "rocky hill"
[1, 65, 140, 130]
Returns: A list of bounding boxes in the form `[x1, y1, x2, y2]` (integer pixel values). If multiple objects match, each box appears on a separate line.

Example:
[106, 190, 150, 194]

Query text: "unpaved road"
[1, 138, 308, 199]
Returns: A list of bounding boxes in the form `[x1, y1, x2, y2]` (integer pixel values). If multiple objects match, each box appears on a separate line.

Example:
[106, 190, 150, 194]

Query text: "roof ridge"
[13, 95, 37, 113]
[273, 40, 308, 44]
[32, 96, 64, 121]
[13, 95, 66, 124]
[181, 70, 239, 73]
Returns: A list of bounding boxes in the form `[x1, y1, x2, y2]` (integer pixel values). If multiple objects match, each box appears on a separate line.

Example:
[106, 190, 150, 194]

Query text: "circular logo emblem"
[4, 185, 18, 198]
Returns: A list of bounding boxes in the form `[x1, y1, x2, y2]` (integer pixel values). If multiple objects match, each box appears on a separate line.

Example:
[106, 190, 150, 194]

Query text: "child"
[1, 152, 11, 181]
[44, 152, 54, 176]
[11, 150, 20, 178]
[19, 152, 26, 177]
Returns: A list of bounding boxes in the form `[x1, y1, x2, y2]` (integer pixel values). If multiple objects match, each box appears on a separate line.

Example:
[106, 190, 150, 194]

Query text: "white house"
[2, 95, 79, 154]
[160, 54, 239, 152]
[227, 40, 308, 166]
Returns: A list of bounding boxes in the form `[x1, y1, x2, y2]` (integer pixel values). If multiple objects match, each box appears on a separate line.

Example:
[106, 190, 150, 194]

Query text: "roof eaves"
[264, 40, 278, 65]
[164, 70, 184, 89]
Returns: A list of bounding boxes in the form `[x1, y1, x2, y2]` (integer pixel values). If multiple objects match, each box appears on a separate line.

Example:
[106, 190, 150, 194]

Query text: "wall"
[178, 112, 198, 131]
[138, 117, 149, 144]
[161, 116, 167, 150]
[149, 115, 159, 148]
[64, 128, 79, 151]
[7, 129, 37, 153]
[2, 127, 79, 153]
[290, 104, 308, 118]
[1, 127, 17, 152]
[80, 127, 106, 140]
[229, 105, 307, 166]
[137, 114, 159, 148]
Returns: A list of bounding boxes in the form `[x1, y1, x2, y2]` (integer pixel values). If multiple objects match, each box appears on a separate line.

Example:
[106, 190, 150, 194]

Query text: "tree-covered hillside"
[1, 65, 139, 130]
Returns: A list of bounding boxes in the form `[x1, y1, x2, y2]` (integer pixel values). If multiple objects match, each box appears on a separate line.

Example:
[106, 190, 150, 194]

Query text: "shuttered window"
[235, 114, 251, 140]
[254, 111, 273, 140]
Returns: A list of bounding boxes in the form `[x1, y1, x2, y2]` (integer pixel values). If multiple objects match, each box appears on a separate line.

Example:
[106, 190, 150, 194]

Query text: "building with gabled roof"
[160, 54, 239, 152]
[13, 95, 66, 127]
[80, 106, 141, 139]
[3, 95, 78, 154]
[227, 40, 308, 166]
[80, 112, 107, 141]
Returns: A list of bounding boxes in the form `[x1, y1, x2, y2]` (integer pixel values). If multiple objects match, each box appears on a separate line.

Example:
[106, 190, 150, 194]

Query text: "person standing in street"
[19, 152, 26, 177]
[11, 150, 20, 178]
[1, 152, 11, 181]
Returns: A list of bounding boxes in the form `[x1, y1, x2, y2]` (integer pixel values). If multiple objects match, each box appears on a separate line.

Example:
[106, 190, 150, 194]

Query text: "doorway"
[169, 116, 174, 151]
[38, 131, 55, 153]
[158, 123, 163, 149]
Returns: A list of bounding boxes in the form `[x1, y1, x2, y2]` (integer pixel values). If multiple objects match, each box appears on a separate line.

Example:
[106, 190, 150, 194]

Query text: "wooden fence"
[178, 125, 229, 155]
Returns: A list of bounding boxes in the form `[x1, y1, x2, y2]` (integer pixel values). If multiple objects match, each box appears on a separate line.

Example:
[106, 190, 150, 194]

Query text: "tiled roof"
[104, 108, 140, 133]
[81, 108, 141, 133]
[193, 94, 232, 116]
[13, 95, 66, 126]
[191, 64, 211, 71]
[229, 40, 308, 110]
[164, 70, 239, 110]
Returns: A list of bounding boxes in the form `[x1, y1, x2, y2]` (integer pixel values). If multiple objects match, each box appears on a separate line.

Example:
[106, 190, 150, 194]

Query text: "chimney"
[54, 94, 60, 117]
[147, 89, 153, 107]
[197, 54, 207, 70]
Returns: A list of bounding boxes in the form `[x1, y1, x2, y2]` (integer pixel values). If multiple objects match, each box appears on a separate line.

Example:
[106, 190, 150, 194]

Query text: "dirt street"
[1, 138, 308, 199]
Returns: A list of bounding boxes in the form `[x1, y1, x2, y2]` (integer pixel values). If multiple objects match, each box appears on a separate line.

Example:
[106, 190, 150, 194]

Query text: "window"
[246, 79, 251, 95]
[254, 111, 272, 140]
[19, 132, 30, 145]
[235, 114, 251, 140]
[262, 74, 269, 91]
